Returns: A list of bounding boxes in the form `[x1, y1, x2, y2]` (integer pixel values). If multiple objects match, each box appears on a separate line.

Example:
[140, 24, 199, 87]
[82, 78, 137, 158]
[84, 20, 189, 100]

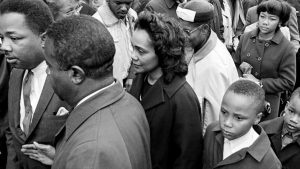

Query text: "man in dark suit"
[22, 15, 151, 169]
[0, 0, 69, 169]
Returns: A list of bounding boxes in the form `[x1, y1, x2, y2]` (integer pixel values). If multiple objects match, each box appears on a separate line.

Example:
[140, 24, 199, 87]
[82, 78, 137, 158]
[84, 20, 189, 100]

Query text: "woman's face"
[258, 11, 280, 35]
[131, 29, 159, 74]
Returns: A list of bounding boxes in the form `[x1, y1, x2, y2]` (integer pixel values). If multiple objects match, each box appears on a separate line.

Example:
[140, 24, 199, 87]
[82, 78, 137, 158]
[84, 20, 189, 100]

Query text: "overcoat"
[260, 117, 300, 169]
[203, 122, 282, 169]
[234, 28, 296, 119]
[52, 81, 151, 169]
[130, 74, 203, 169]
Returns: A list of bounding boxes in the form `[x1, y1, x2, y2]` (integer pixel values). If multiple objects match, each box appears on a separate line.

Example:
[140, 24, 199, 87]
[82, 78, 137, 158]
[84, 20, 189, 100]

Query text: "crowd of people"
[0, 0, 299, 169]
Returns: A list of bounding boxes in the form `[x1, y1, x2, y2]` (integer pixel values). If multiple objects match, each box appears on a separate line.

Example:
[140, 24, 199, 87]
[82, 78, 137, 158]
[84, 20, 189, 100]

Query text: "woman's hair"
[134, 11, 188, 84]
[257, 0, 291, 27]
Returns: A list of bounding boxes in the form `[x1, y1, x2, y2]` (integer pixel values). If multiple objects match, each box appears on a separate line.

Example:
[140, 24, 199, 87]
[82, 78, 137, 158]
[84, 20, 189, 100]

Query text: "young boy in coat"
[260, 87, 300, 169]
[203, 79, 281, 169]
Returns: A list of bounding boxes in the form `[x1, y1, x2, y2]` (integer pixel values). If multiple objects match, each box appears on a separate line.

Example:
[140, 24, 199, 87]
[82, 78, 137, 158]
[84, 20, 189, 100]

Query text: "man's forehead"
[0, 12, 31, 33]
[55, 0, 79, 7]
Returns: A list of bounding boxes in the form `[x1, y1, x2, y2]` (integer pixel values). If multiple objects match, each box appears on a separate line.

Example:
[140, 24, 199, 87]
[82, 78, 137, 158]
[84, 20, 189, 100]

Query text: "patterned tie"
[22, 70, 33, 136]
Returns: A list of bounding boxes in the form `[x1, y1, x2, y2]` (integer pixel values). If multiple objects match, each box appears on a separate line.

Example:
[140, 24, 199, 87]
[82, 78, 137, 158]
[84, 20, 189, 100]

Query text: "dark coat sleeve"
[171, 84, 203, 169]
[261, 42, 296, 93]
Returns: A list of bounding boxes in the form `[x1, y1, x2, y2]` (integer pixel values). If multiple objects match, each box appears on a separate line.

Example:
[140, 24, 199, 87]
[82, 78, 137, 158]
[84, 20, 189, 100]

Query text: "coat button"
[258, 57, 262, 61]
[247, 53, 251, 57]
[255, 72, 259, 76]
[265, 43, 269, 47]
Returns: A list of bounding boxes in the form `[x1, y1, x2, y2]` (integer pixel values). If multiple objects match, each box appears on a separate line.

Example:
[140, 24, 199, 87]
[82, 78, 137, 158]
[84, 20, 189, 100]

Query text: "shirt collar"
[213, 124, 271, 162]
[31, 61, 47, 76]
[224, 127, 259, 149]
[282, 121, 300, 140]
[75, 81, 115, 108]
[250, 28, 284, 45]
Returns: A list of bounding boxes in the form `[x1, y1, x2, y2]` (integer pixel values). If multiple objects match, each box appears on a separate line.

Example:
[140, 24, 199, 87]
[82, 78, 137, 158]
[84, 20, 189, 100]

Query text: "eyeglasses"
[183, 25, 202, 35]
[60, 3, 82, 17]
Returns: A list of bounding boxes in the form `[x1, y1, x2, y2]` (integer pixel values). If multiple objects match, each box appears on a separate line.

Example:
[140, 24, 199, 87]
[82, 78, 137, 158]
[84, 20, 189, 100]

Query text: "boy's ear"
[254, 112, 263, 125]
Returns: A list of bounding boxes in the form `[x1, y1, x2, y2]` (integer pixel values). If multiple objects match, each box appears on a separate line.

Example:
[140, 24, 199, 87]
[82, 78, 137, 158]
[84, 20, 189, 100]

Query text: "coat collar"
[212, 124, 271, 166]
[192, 31, 218, 63]
[250, 28, 284, 45]
[130, 74, 186, 110]
[64, 81, 125, 141]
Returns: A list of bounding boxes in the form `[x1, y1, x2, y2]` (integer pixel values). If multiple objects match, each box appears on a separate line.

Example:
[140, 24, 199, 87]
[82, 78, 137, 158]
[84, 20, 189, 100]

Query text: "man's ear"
[199, 24, 209, 35]
[254, 112, 263, 125]
[40, 32, 46, 48]
[68, 65, 85, 84]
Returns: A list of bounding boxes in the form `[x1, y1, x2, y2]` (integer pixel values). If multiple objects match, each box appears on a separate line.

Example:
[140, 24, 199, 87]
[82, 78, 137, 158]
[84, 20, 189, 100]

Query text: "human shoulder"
[259, 117, 284, 134]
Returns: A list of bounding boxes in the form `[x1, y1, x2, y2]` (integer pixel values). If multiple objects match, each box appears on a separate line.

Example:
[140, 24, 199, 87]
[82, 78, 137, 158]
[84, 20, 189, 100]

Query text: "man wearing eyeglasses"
[44, 0, 96, 20]
[177, 0, 238, 134]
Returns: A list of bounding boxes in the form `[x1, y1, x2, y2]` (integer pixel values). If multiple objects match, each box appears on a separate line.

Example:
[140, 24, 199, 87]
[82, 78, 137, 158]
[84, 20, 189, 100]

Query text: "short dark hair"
[0, 0, 54, 35]
[226, 79, 265, 113]
[135, 11, 188, 84]
[257, 0, 291, 26]
[290, 87, 300, 101]
[46, 15, 115, 79]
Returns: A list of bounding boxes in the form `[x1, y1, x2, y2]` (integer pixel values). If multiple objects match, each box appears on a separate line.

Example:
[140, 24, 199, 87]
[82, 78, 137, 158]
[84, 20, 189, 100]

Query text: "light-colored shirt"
[186, 31, 238, 134]
[93, 2, 136, 85]
[222, 0, 234, 46]
[223, 127, 259, 160]
[20, 61, 47, 131]
[75, 81, 115, 108]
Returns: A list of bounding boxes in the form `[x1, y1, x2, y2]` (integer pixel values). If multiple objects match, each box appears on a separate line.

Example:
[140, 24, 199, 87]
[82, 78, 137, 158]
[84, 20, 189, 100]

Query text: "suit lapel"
[270, 133, 282, 154]
[26, 76, 54, 139]
[9, 69, 26, 141]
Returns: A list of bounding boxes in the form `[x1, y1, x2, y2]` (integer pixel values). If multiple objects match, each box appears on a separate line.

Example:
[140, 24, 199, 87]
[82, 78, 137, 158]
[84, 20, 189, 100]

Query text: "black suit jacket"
[6, 69, 69, 169]
[260, 117, 300, 169]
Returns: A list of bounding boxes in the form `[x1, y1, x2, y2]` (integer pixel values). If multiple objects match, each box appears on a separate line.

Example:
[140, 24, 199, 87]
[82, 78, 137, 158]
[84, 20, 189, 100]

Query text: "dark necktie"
[22, 70, 33, 136]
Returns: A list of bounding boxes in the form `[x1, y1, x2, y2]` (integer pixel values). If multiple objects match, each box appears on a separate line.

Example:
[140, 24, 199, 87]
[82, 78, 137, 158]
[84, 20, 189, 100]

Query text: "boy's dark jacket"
[203, 121, 281, 169]
[260, 117, 300, 169]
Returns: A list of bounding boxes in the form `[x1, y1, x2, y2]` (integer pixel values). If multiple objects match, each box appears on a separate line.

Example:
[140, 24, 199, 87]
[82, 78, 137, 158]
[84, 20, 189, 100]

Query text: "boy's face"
[219, 91, 261, 140]
[283, 96, 300, 133]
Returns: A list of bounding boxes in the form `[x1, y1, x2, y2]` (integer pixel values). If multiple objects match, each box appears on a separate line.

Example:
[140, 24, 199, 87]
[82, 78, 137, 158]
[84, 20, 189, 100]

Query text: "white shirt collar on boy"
[223, 127, 259, 160]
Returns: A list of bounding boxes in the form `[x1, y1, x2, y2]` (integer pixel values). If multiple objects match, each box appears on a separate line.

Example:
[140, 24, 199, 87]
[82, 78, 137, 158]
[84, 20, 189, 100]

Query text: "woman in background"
[234, 0, 296, 121]
[129, 11, 203, 169]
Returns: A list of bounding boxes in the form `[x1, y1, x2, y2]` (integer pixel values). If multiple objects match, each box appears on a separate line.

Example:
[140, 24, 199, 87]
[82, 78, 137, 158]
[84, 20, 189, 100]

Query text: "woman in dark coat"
[129, 11, 203, 169]
[234, 0, 296, 121]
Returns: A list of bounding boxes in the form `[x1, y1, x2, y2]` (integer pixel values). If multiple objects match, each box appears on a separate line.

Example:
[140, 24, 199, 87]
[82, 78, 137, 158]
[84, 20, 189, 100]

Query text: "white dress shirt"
[20, 61, 47, 131]
[223, 127, 259, 160]
[75, 81, 115, 108]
